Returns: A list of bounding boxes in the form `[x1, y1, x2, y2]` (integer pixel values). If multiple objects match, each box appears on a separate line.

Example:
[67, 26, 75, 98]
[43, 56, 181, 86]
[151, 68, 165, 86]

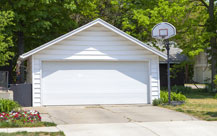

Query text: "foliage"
[0, 121, 56, 128]
[205, 83, 213, 92]
[0, 0, 215, 84]
[0, 0, 99, 50]
[0, 11, 14, 66]
[160, 91, 187, 103]
[121, 0, 208, 57]
[0, 110, 41, 122]
[0, 0, 100, 82]
[214, 94, 217, 99]
[0, 99, 20, 112]
[0, 131, 65, 136]
[214, 75, 217, 86]
[171, 85, 193, 94]
[0, 110, 56, 128]
[152, 99, 163, 106]
[180, 87, 215, 98]
[160, 91, 169, 103]
[162, 94, 217, 121]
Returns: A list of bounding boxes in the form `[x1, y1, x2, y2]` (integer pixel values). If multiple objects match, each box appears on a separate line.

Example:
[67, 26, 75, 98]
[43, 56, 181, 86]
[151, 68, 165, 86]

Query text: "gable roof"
[19, 18, 167, 60]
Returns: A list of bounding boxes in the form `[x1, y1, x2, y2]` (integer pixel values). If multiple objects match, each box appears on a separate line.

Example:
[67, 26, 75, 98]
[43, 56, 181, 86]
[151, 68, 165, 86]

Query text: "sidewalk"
[57, 121, 217, 136]
[1, 121, 217, 136]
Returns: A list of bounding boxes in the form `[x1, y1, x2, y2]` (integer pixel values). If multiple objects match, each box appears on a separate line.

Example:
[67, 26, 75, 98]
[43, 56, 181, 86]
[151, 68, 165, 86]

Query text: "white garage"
[18, 18, 166, 106]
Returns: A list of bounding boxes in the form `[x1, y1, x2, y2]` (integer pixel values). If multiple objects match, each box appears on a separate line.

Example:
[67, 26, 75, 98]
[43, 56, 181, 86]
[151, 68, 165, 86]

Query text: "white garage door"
[42, 61, 149, 105]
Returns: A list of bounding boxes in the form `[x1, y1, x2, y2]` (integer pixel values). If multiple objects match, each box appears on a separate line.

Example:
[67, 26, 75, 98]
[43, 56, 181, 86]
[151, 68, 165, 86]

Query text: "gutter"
[16, 56, 24, 76]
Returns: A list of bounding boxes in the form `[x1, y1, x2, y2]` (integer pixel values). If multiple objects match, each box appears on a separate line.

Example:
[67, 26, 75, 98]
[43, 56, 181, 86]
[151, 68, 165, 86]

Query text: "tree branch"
[198, 0, 209, 8]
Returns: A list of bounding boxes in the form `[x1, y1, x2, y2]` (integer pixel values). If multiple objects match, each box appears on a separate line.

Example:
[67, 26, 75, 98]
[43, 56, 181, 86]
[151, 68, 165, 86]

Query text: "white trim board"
[19, 18, 167, 60]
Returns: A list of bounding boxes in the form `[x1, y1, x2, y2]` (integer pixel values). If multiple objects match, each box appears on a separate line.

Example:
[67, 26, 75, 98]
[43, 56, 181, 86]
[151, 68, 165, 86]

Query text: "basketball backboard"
[152, 22, 176, 40]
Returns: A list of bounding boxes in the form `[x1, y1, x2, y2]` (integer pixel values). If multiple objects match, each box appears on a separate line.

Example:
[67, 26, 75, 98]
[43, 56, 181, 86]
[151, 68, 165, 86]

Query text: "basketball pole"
[164, 39, 171, 105]
[152, 22, 176, 105]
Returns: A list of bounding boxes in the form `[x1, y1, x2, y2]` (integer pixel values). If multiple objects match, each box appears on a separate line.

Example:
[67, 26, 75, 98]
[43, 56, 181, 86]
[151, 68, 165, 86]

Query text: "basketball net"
[155, 38, 164, 46]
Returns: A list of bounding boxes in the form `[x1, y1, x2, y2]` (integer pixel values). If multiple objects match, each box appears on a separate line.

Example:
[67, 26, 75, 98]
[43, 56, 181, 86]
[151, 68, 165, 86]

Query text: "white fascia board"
[19, 18, 167, 60]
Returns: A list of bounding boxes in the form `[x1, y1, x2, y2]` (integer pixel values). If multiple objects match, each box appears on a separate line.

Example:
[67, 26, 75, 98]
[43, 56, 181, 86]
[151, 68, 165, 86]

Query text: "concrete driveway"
[26, 105, 210, 136]
[27, 104, 197, 125]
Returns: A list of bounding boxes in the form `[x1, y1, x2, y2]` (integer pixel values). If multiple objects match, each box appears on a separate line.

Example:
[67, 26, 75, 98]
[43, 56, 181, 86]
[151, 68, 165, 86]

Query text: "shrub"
[171, 85, 192, 94]
[160, 91, 186, 103]
[0, 99, 20, 112]
[172, 93, 187, 101]
[152, 99, 163, 106]
[214, 75, 217, 90]
[205, 83, 213, 92]
[160, 91, 168, 103]
[214, 75, 217, 87]
[214, 94, 217, 99]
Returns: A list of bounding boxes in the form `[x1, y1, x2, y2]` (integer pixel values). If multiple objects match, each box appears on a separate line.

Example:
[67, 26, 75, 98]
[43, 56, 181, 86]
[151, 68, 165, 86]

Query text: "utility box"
[10, 84, 32, 107]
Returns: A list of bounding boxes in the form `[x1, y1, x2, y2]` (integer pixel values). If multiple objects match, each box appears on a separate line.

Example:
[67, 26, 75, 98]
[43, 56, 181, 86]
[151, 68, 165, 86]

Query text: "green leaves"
[0, 0, 215, 73]
[0, 11, 14, 66]
[121, 0, 209, 58]
[0, 99, 20, 112]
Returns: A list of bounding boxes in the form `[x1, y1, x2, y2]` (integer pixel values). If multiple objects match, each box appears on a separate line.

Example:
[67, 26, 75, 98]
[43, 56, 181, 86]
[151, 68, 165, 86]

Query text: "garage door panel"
[42, 93, 146, 105]
[42, 61, 148, 105]
[43, 89, 146, 94]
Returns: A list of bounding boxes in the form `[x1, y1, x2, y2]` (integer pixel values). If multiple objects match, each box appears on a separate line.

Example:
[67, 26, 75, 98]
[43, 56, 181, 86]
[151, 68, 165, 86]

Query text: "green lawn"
[161, 90, 217, 121]
[0, 131, 65, 136]
[0, 122, 56, 128]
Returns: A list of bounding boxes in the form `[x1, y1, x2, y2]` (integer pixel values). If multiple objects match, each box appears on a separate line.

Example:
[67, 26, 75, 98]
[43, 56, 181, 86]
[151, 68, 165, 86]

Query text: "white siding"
[32, 57, 41, 106]
[31, 24, 160, 106]
[34, 24, 154, 61]
[150, 57, 160, 101]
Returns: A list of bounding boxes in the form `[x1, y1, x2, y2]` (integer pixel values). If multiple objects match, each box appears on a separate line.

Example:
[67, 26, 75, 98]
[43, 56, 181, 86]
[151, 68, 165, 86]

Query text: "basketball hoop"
[152, 22, 176, 105]
[159, 29, 168, 37]
[155, 39, 164, 46]
[152, 22, 176, 40]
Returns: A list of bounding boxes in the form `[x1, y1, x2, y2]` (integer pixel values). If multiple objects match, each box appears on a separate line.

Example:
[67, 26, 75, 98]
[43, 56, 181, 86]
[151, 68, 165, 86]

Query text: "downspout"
[16, 57, 24, 83]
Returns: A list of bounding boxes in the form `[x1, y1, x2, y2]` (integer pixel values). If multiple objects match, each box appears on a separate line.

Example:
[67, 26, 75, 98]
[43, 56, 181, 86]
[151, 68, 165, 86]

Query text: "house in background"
[193, 52, 211, 83]
[18, 18, 166, 107]
[158, 43, 211, 85]
[159, 44, 186, 87]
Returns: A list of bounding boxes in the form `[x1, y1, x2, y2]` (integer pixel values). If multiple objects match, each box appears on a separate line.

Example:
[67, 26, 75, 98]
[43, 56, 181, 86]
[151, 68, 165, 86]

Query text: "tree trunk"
[209, 0, 216, 91]
[17, 31, 25, 83]
[185, 64, 189, 83]
[211, 37, 217, 91]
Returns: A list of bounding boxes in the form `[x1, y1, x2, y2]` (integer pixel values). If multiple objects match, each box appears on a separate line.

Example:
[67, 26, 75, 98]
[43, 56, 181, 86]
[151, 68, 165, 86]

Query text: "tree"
[118, 0, 209, 83]
[120, 0, 208, 55]
[0, 0, 215, 85]
[198, 0, 217, 91]
[0, 11, 14, 66]
[0, 0, 98, 83]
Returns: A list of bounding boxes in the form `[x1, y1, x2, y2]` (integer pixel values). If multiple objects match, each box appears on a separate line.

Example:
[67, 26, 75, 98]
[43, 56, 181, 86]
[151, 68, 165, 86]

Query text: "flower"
[0, 110, 42, 123]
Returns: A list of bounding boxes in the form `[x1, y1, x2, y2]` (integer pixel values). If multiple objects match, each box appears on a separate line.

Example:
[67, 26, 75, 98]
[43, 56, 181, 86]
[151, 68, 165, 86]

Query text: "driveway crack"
[48, 113, 68, 124]
[134, 122, 160, 136]
[100, 106, 134, 122]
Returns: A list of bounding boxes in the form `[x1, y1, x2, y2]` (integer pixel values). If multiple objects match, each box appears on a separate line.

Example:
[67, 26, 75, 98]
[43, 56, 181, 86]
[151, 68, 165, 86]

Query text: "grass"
[161, 89, 217, 121]
[0, 131, 65, 136]
[0, 122, 56, 128]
